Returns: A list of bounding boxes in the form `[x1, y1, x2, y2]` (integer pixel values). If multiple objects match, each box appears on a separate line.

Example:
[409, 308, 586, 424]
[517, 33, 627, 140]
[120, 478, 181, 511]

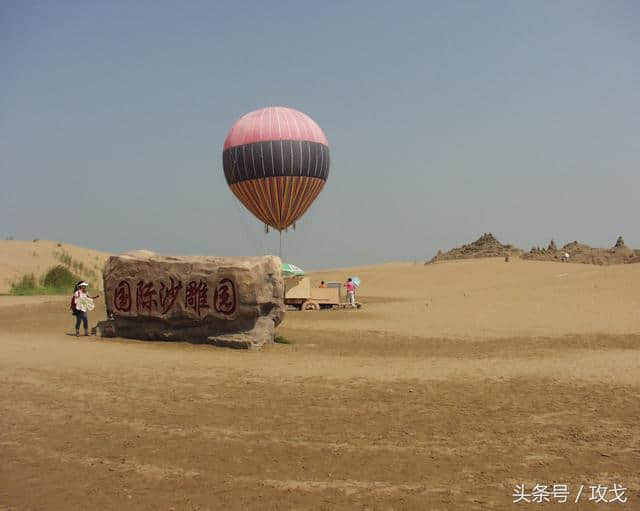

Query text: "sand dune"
[305, 257, 640, 338]
[0, 240, 110, 293]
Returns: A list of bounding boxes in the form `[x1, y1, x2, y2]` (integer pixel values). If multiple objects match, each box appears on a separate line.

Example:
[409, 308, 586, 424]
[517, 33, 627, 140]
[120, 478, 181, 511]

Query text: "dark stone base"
[96, 316, 274, 350]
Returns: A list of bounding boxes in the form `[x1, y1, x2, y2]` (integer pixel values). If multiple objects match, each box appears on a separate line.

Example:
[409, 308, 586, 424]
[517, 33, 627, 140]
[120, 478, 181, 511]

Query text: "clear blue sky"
[2, 1, 638, 268]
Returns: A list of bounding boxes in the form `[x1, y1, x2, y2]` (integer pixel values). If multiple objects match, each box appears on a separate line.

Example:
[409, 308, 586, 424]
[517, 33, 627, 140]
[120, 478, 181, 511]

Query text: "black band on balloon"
[223, 140, 330, 185]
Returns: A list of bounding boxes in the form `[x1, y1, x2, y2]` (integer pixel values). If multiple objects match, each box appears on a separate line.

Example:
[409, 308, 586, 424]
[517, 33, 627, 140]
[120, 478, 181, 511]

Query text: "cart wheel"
[302, 301, 319, 311]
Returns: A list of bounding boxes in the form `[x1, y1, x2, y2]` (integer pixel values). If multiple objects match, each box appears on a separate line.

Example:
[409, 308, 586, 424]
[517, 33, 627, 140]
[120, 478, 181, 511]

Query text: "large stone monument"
[97, 251, 284, 349]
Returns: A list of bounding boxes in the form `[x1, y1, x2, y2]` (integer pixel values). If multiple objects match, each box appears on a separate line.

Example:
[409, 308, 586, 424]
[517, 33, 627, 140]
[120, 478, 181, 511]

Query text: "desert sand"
[1, 256, 640, 509]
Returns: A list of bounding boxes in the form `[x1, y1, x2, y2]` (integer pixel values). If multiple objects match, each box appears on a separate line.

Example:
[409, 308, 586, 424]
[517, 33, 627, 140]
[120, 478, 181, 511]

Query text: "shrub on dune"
[42, 265, 79, 292]
[10, 265, 80, 295]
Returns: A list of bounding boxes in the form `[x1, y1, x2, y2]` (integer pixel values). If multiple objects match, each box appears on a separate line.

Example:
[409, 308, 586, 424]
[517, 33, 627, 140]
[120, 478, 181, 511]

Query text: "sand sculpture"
[428, 233, 639, 266]
[426, 233, 521, 264]
[97, 251, 284, 349]
[523, 236, 639, 265]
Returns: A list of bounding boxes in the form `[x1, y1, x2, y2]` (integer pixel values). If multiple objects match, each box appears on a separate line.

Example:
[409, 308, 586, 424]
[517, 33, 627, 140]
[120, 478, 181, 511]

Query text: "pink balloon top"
[224, 106, 329, 150]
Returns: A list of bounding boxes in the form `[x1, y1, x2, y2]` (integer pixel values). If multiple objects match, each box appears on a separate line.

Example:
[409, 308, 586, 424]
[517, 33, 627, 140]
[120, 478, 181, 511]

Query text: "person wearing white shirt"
[70, 281, 100, 337]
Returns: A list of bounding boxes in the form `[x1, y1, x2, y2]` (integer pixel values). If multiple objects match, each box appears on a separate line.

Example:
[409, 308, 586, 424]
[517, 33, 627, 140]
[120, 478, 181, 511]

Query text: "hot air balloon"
[222, 106, 330, 232]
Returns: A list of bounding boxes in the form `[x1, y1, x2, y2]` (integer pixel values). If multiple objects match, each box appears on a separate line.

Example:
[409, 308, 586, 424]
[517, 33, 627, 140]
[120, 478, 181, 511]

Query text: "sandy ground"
[0, 240, 109, 294]
[1, 258, 640, 510]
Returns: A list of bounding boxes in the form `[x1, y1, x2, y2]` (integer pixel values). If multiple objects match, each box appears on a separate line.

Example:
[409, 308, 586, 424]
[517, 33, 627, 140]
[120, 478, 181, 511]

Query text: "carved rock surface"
[97, 251, 284, 349]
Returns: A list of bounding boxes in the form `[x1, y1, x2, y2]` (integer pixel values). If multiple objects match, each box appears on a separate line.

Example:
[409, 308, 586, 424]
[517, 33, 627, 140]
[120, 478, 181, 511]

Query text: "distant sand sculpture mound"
[522, 236, 640, 265]
[427, 234, 640, 266]
[427, 233, 522, 264]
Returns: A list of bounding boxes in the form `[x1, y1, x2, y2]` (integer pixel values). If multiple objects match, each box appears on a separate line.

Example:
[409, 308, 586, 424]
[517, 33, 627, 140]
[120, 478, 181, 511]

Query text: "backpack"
[70, 292, 78, 315]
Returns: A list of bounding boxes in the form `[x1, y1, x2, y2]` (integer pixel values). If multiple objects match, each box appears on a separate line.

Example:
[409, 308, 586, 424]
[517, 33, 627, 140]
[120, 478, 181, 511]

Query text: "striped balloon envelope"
[223, 106, 330, 231]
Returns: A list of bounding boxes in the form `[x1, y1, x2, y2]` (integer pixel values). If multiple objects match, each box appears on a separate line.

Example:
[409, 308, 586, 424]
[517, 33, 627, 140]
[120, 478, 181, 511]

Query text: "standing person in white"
[70, 281, 100, 337]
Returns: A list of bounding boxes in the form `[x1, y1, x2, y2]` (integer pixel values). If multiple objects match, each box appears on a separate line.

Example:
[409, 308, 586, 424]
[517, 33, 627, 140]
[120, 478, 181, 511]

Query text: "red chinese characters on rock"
[185, 280, 209, 316]
[113, 280, 132, 312]
[136, 280, 158, 314]
[159, 277, 182, 314]
[112, 277, 236, 318]
[214, 278, 236, 316]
